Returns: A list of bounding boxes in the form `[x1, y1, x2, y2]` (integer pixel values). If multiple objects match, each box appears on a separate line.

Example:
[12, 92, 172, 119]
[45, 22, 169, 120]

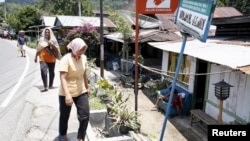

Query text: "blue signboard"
[175, 0, 216, 42]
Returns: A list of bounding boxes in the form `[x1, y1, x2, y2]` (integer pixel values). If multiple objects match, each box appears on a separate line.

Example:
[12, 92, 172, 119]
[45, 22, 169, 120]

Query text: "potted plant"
[97, 79, 113, 90]
[106, 91, 129, 117]
[96, 79, 114, 99]
[110, 106, 141, 134]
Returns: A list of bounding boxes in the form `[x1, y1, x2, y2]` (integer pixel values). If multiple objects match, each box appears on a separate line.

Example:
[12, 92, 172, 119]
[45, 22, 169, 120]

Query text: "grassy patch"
[89, 96, 106, 110]
[141, 133, 157, 140]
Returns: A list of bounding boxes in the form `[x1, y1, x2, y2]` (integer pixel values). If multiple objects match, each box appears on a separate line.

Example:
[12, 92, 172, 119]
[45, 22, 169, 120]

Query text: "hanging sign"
[137, 0, 179, 14]
[175, 0, 216, 42]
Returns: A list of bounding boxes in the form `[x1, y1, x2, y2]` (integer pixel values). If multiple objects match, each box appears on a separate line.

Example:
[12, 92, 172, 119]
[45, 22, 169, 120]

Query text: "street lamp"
[213, 79, 233, 124]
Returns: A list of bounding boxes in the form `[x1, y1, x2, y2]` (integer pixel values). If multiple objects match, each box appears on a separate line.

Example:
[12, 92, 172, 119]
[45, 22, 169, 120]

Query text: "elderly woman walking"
[58, 38, 90, 141]
[17, 30, 27, 57]
[34, 27, 61, 92]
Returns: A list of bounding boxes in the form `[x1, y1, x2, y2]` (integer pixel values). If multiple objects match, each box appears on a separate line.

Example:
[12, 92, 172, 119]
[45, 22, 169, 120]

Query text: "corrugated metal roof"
[148, 39, 250, 74]
[155, 14, 180, 32]
[42, 16, 56, 27]
[55, 15, 116, 28]
[119, 10, 161, 29]
[238, 65, 250, 74]
[213, 7, 243, 18]
[123, 0, 135, 11]
[105, 29, 181, 43]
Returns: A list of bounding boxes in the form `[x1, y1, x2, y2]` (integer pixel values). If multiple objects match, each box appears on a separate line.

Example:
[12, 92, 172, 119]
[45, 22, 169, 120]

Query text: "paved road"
[0, 38, 40, 140]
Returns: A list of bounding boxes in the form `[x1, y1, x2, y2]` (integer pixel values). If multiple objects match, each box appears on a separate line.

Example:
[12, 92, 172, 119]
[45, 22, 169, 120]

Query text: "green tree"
[234, 0, 250, 15]
[82, 0, 95, 16]
[51, 0, 79, 15]
[34, 0, 54, 15]
[90, 0, 132, 10]
[5, 3, 23, 15]
[0, 8, 4, 22]
[217, 0, 250, 15]
[35, 0, 95, 16]
[6, 6, 40, 31]
[34, 0, 78, 15]
[0, 3, 23, 22]
[216, 0, 226, 7]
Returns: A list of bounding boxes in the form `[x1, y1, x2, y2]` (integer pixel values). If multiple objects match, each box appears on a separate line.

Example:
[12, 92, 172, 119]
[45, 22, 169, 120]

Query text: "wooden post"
[218, 100, 223, 124]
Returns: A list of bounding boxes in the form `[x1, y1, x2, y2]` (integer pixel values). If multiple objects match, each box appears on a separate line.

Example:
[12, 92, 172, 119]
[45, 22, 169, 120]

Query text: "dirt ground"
[121, 86, 208, 141]
[92, 69, 208, 141]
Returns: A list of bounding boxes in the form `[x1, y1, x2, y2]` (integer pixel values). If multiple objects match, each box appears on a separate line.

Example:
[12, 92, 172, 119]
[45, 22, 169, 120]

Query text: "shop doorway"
[193, 59, 208, 110]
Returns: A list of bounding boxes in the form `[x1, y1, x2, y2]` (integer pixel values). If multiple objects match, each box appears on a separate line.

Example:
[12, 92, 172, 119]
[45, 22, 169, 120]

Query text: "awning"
[105, 30, 182, 43]
[148, 39, 250, 74]
[105, 33, 124, 43]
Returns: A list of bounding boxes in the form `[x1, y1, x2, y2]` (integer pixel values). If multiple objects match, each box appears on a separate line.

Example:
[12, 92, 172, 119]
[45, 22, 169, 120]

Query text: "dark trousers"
[40, 61, 55, 88]
[59, 93, 89, 139]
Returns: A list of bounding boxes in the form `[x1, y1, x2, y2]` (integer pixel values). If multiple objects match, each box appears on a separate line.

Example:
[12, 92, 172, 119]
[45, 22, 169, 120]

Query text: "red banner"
[137, 0, 179, 14]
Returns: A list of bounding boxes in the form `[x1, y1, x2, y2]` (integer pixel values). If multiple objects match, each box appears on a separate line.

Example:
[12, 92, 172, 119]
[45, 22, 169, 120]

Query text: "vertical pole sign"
[135, 0, 178, 138]
[135, 0, 179, 110]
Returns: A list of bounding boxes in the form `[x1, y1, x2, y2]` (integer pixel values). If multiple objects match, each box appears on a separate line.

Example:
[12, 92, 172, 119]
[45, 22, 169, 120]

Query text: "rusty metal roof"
[213, 7, 243, 18]
[238, 65, 250, 75]
[155, 14, 180, 32]
[123, 0, 136, 11]
[119, 10, 162, 29]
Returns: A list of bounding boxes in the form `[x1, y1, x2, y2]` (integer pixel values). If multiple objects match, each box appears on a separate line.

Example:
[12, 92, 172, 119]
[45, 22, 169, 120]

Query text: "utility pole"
[4, 0, 6, 20]
[78, 0, 81, 16]
[100, 0, 104, 77]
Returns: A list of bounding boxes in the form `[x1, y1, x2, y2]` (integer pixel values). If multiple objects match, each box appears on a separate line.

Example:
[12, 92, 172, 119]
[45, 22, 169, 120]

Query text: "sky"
[0, 0, 4, 2]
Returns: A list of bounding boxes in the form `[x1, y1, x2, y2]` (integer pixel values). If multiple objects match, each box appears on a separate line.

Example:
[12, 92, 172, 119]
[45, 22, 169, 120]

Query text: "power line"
[121, 59, 239, 77]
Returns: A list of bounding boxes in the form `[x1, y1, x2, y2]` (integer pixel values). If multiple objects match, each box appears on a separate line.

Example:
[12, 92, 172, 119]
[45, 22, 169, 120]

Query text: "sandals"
[41, 88, 48, 92]
[151, 106, 158, 111]
[58, 135, 68, 141]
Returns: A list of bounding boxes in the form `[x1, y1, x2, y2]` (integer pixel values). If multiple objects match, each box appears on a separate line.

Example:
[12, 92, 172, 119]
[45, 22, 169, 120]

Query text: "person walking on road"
[17, 30, 27, 57]
[34, 27, 61, 92]
[58, 38, 90, 141]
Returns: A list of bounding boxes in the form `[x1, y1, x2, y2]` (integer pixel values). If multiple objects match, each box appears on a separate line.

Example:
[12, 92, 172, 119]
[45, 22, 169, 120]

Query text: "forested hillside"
[4, 0, 132, 10]
[6, 0, 38, 5]
[4, 0, 249, 14]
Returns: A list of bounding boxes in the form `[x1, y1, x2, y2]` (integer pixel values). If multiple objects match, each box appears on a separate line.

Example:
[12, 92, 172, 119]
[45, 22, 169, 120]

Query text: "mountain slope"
[6, 0, 38, 5]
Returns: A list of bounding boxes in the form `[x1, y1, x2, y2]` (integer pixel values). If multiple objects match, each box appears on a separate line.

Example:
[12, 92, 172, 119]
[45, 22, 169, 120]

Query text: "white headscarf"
[67, 38, 88, 60]
[37, 27, 60, 53]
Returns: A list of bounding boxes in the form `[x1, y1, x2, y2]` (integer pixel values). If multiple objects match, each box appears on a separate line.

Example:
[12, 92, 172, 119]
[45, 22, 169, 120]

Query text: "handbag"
[55, 50, 62, 60]
[45, 46, 62, 60]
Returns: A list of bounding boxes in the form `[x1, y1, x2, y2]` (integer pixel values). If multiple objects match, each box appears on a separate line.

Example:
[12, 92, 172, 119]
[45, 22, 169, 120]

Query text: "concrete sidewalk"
[11, 45, 80, 141]
[11, 44, 207, 141]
